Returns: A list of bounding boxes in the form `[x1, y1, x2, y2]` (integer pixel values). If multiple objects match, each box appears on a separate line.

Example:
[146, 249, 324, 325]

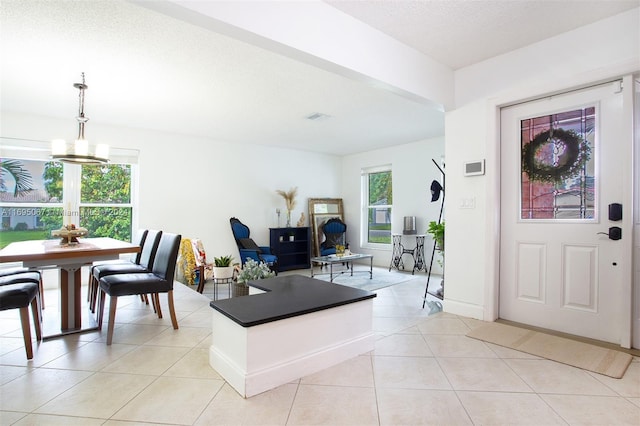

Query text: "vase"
[286, 210, 291, 227]
[233, 283, 249, 297]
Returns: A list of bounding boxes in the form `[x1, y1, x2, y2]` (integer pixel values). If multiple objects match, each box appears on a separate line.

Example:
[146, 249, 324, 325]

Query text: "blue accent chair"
[229, 217, 278, 273]
[320, 218, 347, 256]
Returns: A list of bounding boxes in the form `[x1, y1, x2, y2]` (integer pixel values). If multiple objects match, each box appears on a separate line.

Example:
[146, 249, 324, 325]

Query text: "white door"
[500, 82, 628, 344]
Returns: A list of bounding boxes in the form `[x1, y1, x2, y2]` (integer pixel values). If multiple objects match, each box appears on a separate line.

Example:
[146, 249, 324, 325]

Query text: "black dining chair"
[0, 271, 42, 286]
[97, 232, 181, 345]
[87, 229, 149, 303]
[0, 267, 45, 309]
[0, 270, 44, 326]
[88, 229, 161, 312]
[0, 274, 43, 359]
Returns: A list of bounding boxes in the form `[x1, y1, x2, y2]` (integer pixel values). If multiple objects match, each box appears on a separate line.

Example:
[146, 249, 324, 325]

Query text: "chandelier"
[51, 73, 109, 164]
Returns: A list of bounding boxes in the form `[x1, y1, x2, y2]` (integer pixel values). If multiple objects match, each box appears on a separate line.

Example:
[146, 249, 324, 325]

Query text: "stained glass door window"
[520, 107, 595, 220]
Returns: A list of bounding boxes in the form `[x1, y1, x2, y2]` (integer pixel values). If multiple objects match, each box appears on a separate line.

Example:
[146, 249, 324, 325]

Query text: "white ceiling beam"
[133, 0, 453, 111]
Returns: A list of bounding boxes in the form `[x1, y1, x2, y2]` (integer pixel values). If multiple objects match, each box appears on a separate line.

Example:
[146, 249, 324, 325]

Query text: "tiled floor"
[0, 267, 639, 425]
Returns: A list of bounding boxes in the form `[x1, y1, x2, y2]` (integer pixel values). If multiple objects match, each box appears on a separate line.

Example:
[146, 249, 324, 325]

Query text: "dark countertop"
[209, 274, 376, 327]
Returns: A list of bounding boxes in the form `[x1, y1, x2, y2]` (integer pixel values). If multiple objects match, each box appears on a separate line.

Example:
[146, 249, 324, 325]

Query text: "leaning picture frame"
[308, 198, 344, 258]
[312, 213, 343, 258]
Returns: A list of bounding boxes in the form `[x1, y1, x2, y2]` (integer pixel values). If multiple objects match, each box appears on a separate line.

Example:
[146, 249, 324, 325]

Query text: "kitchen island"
[209, 274, 376, 397]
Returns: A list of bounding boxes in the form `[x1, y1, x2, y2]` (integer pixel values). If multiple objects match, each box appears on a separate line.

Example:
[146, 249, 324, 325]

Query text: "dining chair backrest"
[151, 233, 182, 283]
[139, 229, 162, 269]
[132, 229, 149, 264]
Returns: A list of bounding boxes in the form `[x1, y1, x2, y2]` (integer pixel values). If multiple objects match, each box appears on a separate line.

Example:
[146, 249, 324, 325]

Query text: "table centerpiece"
[51, 224, 88, 245]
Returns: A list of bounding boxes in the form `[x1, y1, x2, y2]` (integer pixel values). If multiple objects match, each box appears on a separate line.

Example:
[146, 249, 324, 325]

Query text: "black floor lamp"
[422, 159, 444, 308]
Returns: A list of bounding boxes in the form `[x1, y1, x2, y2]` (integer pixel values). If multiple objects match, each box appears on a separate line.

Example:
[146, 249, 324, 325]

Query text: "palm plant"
[0, 159, 34, 196]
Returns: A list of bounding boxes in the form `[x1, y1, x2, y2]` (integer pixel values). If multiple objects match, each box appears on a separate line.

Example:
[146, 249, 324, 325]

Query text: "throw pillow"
[239, 238, 262, 253]
[324, 233, 343, 248]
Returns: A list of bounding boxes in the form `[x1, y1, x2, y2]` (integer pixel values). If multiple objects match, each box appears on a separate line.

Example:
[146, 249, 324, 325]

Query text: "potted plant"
[427, 221, 445, 298]
[234, 258, 274, 296]
[426, 221, 444, 252]
[213, 255, 234, 280]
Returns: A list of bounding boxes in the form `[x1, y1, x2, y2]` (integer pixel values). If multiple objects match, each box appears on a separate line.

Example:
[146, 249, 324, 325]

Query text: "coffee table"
[310, 253, 373, 282]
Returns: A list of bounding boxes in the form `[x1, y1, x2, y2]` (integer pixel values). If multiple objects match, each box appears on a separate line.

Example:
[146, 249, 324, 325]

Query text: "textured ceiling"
[326, 0, 639, 70]
[1, 1, 637, 156]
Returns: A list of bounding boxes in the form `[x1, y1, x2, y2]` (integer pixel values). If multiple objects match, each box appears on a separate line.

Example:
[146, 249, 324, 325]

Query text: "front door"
[499, 82, 628, 344]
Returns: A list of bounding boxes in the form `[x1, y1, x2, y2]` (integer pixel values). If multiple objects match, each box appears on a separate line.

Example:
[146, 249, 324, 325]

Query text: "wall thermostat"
[464, 160, 485, 176]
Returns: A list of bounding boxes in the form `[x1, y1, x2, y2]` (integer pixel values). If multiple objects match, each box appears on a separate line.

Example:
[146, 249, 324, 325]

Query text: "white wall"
[445, 8, 640, 320]
[1, 111, 343, 261]
[2, 111, 447, 275]
[143, 0, 453, 110]
[341, 137, 445, 271]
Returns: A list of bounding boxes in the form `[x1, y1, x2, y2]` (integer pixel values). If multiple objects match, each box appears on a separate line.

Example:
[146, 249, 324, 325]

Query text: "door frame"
[485, 74, 635, 348]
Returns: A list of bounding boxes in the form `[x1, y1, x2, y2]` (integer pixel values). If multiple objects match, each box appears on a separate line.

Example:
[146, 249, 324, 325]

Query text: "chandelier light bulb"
[52, 139, 67, 155]
[95, 143, 109, 160]
[75, 139, 89, 156]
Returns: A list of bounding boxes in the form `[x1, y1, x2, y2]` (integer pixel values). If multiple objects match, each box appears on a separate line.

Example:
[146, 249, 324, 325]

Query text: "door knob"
[597, 226, 622, 240]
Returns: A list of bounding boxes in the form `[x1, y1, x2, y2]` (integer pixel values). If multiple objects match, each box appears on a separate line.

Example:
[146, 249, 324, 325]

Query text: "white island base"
[209, 297, 374, 398]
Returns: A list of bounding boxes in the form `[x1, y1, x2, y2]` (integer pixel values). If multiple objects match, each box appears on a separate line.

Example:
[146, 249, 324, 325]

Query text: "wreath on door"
[521, 128, 591, 183]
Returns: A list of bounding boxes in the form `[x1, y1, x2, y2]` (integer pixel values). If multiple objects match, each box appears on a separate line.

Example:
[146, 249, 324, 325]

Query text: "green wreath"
[521, 128, 590, 183]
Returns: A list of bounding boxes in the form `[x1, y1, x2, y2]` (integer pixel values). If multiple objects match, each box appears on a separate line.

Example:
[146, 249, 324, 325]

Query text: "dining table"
[0, 237, 140, 339]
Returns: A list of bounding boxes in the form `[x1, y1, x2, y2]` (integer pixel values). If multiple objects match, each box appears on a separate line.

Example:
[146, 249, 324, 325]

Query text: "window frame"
[361, 164, 393, 250]
[0, 138, 139, 245]
[78, 162, 137, 242]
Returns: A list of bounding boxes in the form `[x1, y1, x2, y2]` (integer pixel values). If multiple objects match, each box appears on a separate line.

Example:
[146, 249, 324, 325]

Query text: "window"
[0, 158, 135, 248]
[520, 107, 595, 220]
[362, 165, 392, 246]
[79, 164, 133, 242]
[0, 159, 64, 247]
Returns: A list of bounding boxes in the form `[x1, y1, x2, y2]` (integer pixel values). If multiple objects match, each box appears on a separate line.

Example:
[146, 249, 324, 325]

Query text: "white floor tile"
[0, 272, 637, 426]
[112, 376, 224, 425]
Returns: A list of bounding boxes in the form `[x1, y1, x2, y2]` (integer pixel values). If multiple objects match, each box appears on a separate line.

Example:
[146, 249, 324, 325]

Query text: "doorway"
[499, 81, 632, 345]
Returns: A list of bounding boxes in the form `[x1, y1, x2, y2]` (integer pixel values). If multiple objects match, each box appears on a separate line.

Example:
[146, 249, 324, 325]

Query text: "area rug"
[313, 268, 416, 292]
[467, 322, 632, 378]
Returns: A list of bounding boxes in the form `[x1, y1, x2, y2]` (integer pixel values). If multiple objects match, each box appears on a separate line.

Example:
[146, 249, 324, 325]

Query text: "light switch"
[460, 198, 476, 209]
